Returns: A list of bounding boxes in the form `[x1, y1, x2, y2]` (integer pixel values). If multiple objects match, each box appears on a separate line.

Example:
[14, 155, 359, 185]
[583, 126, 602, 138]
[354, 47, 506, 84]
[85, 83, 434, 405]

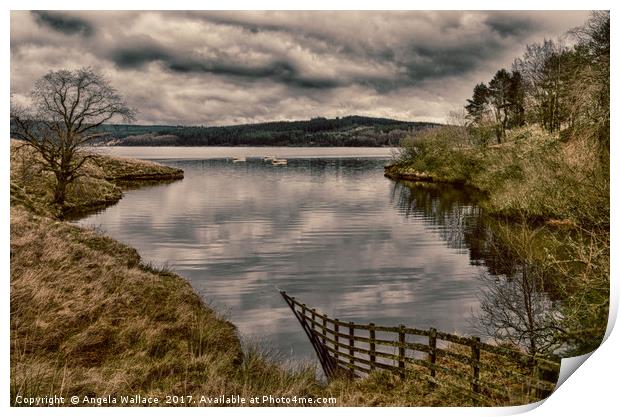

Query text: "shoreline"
[95, 144, 399, 148]
[383, 163, 466, 185]
[384, 162, 580, 228]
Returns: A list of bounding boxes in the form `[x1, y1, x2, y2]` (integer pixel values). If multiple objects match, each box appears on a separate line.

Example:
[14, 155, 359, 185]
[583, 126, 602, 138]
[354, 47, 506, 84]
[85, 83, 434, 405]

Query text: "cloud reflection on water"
[78, 154, 493, 362]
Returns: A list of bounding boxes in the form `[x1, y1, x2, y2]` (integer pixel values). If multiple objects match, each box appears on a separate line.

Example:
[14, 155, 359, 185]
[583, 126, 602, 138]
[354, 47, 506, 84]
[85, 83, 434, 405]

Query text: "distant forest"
[94, 116, 439, 147]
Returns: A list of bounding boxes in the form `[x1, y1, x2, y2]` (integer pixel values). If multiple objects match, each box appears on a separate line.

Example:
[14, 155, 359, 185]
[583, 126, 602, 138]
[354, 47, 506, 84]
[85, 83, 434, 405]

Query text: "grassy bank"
[386, 125, 608, 228]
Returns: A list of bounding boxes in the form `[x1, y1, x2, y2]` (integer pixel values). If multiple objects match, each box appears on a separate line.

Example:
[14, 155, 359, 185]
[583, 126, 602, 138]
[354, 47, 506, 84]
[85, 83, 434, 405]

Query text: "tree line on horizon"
[97, 115, 440, 147]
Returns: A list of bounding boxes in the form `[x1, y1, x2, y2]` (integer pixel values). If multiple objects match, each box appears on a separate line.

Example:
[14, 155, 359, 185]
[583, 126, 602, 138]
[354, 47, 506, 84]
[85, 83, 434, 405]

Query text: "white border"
[3, 2, 617, 416]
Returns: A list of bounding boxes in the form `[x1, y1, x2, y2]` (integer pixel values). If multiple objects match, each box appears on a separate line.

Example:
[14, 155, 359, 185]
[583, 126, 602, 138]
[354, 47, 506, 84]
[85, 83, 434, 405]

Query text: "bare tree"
[11, 68, 134, 209]
[445, 108, 471, 148]
[473, 224, 565, 356]
[567, 11, 610, 153]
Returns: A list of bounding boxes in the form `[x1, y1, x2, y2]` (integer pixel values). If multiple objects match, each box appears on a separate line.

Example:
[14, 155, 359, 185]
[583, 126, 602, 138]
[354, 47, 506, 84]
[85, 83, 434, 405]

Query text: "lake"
[76, 147, 504, 365]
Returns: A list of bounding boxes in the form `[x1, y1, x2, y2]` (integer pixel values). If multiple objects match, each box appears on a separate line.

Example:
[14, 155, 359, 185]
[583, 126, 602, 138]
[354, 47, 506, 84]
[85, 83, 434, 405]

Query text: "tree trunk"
[53, 173, 69, 208]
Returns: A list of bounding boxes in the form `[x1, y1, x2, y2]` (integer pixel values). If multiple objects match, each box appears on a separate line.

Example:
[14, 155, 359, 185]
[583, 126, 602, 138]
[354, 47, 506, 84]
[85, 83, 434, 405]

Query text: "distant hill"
[94, 116, 440, 147]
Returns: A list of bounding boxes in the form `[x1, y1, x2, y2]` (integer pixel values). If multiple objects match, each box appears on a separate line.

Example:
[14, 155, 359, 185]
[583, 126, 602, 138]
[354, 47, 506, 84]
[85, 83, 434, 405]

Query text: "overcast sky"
[10, 10, 590, 125]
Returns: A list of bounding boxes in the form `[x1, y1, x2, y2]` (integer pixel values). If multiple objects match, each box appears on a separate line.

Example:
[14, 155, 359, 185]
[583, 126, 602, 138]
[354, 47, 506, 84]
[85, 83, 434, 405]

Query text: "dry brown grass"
[11, 206, 237, 398]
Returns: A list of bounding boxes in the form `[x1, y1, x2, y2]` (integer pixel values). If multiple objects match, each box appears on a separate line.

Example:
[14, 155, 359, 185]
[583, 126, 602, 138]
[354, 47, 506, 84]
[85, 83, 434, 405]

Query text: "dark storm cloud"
[31, 11, 94, 37]
[10, 11, 591, 125]
[485, 14, 536, 38]
[194, 14, 292, 36]
[166, 58, 342, 89]
[110, 41, 172, 68]
[408, 41, 501, 79]
[110, 40, 342, 89]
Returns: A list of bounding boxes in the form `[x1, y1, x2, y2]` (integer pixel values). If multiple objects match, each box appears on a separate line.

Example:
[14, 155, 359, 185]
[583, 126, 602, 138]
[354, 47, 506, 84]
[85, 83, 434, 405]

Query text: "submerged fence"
[280, 290, 560, 405]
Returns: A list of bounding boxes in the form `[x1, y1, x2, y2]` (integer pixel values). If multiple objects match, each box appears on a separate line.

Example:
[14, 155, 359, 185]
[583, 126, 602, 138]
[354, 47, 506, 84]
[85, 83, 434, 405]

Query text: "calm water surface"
[77, 147, 495, 363]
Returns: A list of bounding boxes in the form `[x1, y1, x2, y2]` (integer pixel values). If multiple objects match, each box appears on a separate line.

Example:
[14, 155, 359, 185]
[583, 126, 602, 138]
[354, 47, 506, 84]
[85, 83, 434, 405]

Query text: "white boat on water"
[271, 158, 288, 166]
[232, 156, 246, 163]
[263, 155, 277, 162]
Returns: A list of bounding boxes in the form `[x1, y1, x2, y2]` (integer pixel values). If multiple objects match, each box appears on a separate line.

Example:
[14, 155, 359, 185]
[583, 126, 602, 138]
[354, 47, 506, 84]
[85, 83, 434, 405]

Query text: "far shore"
[84, 145, 398, 162]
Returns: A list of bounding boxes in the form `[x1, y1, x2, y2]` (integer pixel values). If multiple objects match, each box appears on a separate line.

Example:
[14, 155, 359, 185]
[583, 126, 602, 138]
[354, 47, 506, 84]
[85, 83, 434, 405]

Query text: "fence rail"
[280, 290, 560, 405]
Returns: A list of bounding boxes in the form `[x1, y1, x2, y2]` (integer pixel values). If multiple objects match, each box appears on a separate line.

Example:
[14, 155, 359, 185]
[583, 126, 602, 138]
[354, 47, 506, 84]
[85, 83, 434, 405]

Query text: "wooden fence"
[280, 290, 560, 405]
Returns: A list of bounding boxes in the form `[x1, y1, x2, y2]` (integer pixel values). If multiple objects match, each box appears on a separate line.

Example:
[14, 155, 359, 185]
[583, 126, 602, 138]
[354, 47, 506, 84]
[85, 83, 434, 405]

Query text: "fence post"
[311, 309, 316, 332]
[533, 358, 556, 400]
[534, 359, 543, 400]
[334, 319, 340, 362]
[398, 325, 406, 374]
[428, 327, 437, 387]
[349, 322, 355, 367]
[369, 323, 376, 371]
[322, 314, 328, 344]
[471, 336, 481, 405]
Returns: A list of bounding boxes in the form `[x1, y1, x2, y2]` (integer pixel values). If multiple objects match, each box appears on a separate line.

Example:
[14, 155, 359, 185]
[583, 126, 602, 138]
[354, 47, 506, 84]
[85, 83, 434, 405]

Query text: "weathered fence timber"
[280, 290, 560, 406]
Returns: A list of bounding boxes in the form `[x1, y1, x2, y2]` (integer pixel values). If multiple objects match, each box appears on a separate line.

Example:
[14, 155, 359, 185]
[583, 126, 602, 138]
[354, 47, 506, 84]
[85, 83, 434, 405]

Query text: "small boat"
[271, 158, 288, 166]
[232, 156, 246, 163]
[263, 155, 277, 162]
